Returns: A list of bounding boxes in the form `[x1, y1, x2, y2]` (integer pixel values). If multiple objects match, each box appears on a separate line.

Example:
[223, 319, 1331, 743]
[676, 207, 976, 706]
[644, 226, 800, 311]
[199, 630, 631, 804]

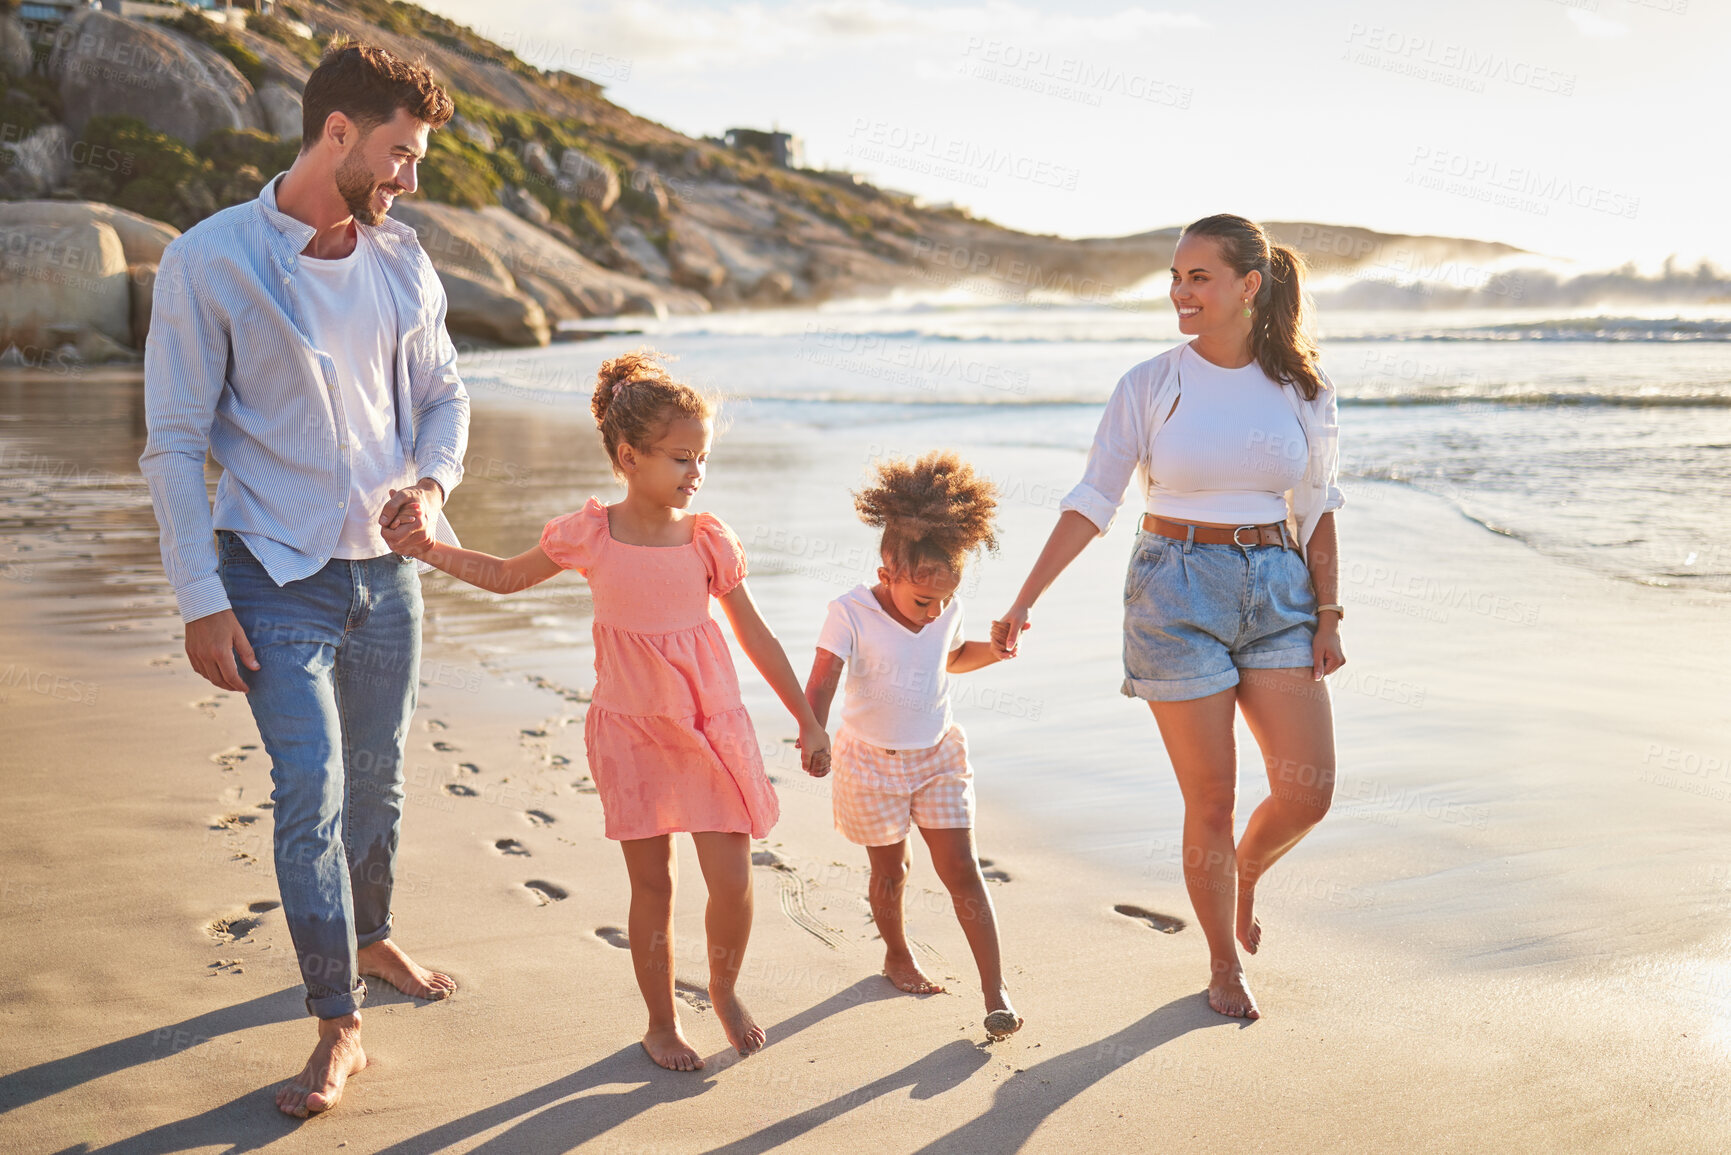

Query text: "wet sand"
[1, 372, 1728, 1152]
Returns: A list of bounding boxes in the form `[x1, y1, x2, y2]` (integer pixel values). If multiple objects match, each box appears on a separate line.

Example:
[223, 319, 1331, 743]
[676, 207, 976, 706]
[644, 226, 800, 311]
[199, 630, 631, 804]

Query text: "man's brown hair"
[300, 40, 454, 149]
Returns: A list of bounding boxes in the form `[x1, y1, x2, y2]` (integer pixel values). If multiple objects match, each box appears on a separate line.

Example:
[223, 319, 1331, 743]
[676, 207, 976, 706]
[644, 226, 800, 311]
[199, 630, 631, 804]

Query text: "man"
[139, 42, 469, 1118]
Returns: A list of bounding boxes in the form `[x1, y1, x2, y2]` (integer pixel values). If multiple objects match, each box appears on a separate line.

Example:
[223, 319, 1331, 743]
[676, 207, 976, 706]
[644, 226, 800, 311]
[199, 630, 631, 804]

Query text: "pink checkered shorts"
[831, 724, 975, 847]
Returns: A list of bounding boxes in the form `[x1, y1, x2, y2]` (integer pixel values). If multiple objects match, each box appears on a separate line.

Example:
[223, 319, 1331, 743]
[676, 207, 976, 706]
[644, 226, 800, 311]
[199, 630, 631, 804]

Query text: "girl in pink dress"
[385, 349, 832, 1072]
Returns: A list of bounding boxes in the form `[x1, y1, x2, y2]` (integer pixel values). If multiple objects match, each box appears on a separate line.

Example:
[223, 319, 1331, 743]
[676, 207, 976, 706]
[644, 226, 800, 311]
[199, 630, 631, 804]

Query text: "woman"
[992, 214, 1346, 1019]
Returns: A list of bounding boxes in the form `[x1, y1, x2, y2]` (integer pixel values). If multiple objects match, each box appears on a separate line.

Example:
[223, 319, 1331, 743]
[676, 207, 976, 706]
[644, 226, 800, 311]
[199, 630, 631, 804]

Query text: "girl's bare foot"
[883, 951, 945, 994]
[641, 1022, 704, 1071]
[1208, 962, 1261, 1020]
[276, 1014, 367, 1117]
[357, 939, 456, 1000]
[1235, 886, 1262, 955]
[711, 987, 766, 1056]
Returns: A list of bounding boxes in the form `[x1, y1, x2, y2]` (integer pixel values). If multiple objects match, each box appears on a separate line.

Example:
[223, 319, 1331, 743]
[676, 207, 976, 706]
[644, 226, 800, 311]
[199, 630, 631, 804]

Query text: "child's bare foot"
[711, 987, 766, 1056]
[1235, 886, 1262, 955]
[641, 1022, 704, 1071]
[357, 939, 457, 1001]
[883, 951, 945, 994]
[1208, 962, 1260, 1020]
[276, 1014, 367, 1117]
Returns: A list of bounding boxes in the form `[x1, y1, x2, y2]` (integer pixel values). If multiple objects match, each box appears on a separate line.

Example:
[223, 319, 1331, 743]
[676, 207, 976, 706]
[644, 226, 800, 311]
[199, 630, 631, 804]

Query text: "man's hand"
[380, 479, 443, 534]
[185, 609, 258, 692]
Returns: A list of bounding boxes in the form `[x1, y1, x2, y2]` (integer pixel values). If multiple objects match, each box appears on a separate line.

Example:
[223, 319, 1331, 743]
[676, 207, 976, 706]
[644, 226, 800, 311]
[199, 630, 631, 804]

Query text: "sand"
[1, 373, 1728, 1152]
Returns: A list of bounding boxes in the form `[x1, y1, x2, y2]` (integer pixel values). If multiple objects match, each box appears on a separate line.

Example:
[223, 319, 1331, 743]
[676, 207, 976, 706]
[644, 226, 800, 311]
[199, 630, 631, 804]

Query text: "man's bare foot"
[641, 1021, 704, 1071]
[711, 987, 766, 1056]
[883, 951, 945, 994]
[358, 939, 456, 1001]
[276, 1013, 367, 1118]
[1235, 885, 1262, 955]
[1208, 962, 1260, 1020]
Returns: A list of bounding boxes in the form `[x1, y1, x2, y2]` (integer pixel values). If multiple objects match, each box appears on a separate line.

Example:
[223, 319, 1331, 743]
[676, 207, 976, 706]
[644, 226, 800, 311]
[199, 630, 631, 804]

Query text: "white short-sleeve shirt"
[817, 584, 966, 750]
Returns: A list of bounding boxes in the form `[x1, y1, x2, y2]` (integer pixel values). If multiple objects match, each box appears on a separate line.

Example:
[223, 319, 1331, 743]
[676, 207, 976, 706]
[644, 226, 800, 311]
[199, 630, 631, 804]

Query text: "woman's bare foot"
[1208, 962, 1261, 1020]
[883, 951, 945, 994]
[357, 939, 456, 1001]
[276, 1013, 367, 1118]
[711, 987, 766, 1056]
[1235, 885, 1262, 955]
[641, 1021, 704, 1071]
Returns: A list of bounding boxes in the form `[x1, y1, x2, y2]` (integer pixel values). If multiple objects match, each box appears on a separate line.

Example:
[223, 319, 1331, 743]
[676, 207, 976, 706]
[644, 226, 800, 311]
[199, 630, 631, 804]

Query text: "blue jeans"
[217, 531, 421, 1018]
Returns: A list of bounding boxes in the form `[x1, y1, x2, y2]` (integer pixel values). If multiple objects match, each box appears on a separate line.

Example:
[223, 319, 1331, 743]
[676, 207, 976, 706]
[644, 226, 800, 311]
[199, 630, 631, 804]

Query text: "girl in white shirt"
[994, 214, 1347, 1021]
[805, 451, 1022, 1040]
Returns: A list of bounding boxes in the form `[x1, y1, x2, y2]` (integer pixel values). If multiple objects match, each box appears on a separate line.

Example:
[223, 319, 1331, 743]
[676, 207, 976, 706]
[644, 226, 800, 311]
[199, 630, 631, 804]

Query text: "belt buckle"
[1232, 525, 1257, 547]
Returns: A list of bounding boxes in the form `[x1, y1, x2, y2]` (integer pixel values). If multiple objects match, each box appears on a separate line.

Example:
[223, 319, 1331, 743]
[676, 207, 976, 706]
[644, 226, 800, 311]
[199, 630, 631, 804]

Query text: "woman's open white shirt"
[1058, 342, 1345, 560]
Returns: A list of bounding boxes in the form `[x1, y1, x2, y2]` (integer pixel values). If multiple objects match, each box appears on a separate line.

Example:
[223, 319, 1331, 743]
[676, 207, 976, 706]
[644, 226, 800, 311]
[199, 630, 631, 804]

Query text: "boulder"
[0, 200, 179, 267]
[436, 268, 549, 348]
[453, 114, 494, 152]
[0, 218, 133, 351]
[556, 147, 619, 212]
[522, 140, 556, 181]
[0, 14, 31, 79]
[48, 9, 265, 146]
[611, 222, 672, 283]
[392, 200, 707, 330]
[254, 81, 303, 141]
[128, 262, 156, 349]
[666, 217, 726, 290]
[0, 126, 73, 199]
[497, 184, 550, 227]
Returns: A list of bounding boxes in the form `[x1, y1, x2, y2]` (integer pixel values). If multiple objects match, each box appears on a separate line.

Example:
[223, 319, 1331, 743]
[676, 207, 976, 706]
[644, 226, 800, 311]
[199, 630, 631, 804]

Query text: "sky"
[416, 0, 1729, 264]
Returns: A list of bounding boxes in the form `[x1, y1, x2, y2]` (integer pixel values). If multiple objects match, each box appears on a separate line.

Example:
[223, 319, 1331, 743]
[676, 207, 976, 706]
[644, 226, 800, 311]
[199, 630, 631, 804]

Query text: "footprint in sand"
[572, 777, 598, 795]
[594, 926, 630, 949]
[524, 880, 568, 905]
[432, 740, 459, 753]
[494, 838, 531, 856]
[1114, 904, 1187, 934]
[444, 783, 478, 797]
[549, 754, 571, 768]
[427, 719, 448, 731]
[524, 810, 556, 827]
[209, 746, 253, 770]
[206, 903, 276, 943]
[675, 980, 711, 1011]
[209, 813, 260, 831]
[149, 654, 175, 668]
[521, 728, 548, 739]
[978, 857, 1012, 883]
[456, 762, 482, 776]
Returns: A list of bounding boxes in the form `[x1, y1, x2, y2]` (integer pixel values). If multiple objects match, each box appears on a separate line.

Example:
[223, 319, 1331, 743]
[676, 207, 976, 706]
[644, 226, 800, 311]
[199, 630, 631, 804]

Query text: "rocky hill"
[0, 0, 1525, 358]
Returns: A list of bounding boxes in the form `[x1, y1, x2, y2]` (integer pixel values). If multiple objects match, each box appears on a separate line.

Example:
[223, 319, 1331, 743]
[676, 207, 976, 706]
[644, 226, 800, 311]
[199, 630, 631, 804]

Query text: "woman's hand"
[797, 719, 832, 778]
[991, 605, 1032, 659]
[1312, 619, 1346, 681]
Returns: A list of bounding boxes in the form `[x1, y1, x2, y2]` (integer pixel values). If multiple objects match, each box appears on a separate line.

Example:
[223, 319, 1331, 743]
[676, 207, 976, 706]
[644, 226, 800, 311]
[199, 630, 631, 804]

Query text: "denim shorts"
[1121, 529, 1318, 702]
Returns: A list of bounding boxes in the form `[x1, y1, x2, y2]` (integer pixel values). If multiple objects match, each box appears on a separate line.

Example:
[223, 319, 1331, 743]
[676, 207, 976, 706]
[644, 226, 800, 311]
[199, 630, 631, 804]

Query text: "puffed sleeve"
[695, 514, 749, 598]
[540, 497, 608, 575]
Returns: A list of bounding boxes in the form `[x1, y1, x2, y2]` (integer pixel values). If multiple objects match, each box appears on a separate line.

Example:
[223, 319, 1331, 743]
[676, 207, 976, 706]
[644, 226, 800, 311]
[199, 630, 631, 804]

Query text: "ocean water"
[463, 300, 1731, 595]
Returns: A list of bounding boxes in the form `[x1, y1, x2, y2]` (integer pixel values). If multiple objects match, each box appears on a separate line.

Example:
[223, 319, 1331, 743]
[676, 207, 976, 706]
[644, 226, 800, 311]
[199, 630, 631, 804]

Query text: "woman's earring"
[1242, 300, 1253, 318]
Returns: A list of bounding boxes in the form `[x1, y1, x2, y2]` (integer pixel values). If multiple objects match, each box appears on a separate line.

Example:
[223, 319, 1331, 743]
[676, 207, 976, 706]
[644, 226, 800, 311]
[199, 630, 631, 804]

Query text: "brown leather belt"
[1140, 513, 1291, 549]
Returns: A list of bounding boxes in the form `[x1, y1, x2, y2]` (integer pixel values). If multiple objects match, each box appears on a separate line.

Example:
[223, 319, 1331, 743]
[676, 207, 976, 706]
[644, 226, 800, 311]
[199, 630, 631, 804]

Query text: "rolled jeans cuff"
[355, 915, 393, 949]
[306, 980, 366, 1020]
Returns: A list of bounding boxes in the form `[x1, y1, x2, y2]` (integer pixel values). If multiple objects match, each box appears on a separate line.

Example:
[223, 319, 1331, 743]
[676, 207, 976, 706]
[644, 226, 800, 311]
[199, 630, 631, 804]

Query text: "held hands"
[990, 605, 1031, 660]
[380, 484, 438, 559]
[796, 718, 833, 778]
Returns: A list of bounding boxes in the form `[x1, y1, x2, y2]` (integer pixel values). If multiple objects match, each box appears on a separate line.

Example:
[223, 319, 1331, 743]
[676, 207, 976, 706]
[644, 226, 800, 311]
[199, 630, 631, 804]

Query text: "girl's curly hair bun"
[854, 450, 999, 580]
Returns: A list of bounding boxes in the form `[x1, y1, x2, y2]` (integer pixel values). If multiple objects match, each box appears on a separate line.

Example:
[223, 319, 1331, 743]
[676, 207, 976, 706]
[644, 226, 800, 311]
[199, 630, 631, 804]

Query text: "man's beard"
[336, 150, 390, 226]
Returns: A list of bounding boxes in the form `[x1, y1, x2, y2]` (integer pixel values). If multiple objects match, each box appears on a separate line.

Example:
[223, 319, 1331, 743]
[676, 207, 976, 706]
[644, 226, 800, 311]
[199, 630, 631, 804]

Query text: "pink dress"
[539, 498, 779, 841]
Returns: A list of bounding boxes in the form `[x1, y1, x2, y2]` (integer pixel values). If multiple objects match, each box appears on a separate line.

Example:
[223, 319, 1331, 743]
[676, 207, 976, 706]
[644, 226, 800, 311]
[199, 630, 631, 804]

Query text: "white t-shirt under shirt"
[1147, 343, 1307, 527]
[817, 584, 965, 750]
[293, 225, 410, 560]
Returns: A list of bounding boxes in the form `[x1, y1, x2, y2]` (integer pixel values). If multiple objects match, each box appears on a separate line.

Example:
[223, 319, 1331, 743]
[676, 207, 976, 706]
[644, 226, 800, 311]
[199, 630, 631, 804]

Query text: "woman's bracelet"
[1316, 603, 1345, 619]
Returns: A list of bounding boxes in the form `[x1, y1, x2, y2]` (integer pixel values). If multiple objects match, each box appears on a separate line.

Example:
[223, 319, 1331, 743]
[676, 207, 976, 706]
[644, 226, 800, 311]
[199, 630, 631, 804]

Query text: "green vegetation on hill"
[64, 118, 298, 232]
